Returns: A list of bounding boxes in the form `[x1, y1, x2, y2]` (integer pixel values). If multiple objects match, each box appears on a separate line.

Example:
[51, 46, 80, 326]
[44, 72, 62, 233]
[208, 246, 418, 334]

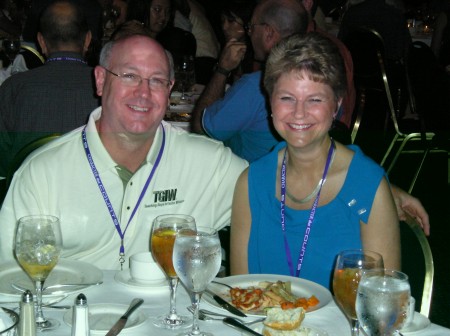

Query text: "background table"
[1, 270, 449, 335]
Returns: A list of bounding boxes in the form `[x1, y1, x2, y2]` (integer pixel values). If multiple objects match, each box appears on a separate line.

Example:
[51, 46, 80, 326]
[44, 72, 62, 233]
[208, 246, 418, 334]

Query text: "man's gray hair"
[98, 37, 175, 80]
[260, 0, 309, 38]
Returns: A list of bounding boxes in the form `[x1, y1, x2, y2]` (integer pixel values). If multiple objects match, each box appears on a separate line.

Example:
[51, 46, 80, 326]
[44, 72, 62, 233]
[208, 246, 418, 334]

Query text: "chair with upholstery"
[342, 27, 435, 192]
[5, 134, 60, 190]
[400, 213, 434, 317]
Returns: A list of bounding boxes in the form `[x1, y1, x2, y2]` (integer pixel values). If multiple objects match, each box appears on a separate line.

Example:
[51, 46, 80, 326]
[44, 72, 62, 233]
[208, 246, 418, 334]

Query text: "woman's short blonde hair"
[264, 32, 347, 102]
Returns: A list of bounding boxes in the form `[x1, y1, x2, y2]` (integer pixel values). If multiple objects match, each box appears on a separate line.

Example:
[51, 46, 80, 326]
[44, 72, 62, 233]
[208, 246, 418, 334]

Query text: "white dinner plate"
[204, 274, 332, 316]
[0, 259, 103, 296]
[114, 269, 169, 291]
[63, 303, 147, 334]
[169, 104, 194, 113]
[248, 322, 329, 336]
[400, 312, 431, 334]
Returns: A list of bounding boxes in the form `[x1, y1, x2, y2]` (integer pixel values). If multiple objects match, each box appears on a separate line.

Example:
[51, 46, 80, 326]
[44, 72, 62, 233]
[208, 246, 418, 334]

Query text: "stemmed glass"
[173, 226, 222, 336]
[150, 214, 196, 329]
[2, 39, 21, 65]
[356, 269, 411, 335]
[175, 55, 196, 101]
[333, 249, 384, 336]
[14, 215, 62, 330]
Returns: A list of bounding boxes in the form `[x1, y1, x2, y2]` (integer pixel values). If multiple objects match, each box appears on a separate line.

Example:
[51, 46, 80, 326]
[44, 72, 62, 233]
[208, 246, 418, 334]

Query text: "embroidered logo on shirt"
[145, 188, 184, 208]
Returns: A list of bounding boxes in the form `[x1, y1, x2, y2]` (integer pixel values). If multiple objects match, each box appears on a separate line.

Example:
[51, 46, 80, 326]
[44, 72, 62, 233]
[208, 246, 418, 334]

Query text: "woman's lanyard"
[280, 139, 335, 277]
[82, 125, 166, 270]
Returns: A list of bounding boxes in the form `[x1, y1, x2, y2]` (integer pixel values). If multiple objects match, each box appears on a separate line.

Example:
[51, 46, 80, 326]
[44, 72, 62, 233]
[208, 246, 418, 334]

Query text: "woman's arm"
[230, 168, 251, 275]
[361, 177, 401, 270]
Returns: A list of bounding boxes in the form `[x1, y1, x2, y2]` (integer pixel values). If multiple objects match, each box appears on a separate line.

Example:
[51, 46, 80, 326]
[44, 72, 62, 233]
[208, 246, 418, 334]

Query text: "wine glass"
[175, 55, 196, 101]
[150, 214, 196, 329]
[356, 269, 411, 335]
[173, 226, 222, 336]
[333, 249, 384, 335]
[2, 39, 21, 65]
[14, 215, 62, 330]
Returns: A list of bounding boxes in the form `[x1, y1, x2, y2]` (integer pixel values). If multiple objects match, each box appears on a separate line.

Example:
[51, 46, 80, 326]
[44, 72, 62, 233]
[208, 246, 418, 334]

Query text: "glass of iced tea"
[150, 214, 196, 329]
[333, 249, 384, 335]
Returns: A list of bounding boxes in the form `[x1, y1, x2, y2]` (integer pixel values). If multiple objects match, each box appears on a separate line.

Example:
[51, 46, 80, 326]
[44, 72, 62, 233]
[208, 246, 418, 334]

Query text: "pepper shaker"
[18, 290, 36, 336]
[71, 293, 90, 336]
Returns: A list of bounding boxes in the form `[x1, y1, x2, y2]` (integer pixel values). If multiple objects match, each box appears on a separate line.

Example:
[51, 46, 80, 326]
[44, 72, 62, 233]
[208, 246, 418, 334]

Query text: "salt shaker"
[18, 290, 36, 336]
[71, 293, 90, 336]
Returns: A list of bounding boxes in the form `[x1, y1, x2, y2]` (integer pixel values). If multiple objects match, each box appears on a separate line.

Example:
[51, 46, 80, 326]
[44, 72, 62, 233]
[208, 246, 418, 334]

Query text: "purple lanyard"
[46, 57, 87, 64]
[280, 139, 335, 277]
[82, 125, 166, 269]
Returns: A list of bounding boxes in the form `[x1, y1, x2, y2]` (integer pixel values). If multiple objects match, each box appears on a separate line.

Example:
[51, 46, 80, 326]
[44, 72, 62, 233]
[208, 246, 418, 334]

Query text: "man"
[0, 0, 100, 177]
[0, 34, 247, 270]
[191, 0, 307, 162]
[191, 0, 354, 163]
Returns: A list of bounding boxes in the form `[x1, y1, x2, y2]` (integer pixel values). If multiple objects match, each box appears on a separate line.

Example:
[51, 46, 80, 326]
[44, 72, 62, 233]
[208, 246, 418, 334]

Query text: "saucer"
[114, 269, 168, 289]
[400, 312, 431, 334]
[64, 303, 146, 334]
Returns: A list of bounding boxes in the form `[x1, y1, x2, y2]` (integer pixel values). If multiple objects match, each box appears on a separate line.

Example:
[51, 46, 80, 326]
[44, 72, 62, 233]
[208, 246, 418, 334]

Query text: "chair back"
[5, 134, 60, 189]
[401, 213, 434, 317]
[342, 27, 401, 142]
[20, 45, 45, 69]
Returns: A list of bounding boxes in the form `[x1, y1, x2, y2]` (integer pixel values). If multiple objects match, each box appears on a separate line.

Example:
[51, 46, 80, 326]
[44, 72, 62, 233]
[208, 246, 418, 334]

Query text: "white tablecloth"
[1, 270, 448, 335]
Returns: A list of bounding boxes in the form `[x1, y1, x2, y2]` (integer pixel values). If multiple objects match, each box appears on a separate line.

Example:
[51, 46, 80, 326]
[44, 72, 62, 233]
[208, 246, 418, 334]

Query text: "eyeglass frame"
[103, 67, 172, 90]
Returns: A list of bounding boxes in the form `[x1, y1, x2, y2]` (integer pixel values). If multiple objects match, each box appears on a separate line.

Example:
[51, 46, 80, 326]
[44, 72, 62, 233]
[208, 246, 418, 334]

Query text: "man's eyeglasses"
[104, 68, 171, 90]
[246, 22, 268, 34]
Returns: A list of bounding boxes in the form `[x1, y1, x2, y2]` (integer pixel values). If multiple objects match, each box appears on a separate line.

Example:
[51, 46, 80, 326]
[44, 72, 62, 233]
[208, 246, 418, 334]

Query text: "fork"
[211, 280, 233, 289]
[187, 306, 265, 325]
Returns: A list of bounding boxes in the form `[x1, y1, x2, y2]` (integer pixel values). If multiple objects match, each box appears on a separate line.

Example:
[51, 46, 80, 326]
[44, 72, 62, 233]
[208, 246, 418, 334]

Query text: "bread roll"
[263, 307, 305, 330]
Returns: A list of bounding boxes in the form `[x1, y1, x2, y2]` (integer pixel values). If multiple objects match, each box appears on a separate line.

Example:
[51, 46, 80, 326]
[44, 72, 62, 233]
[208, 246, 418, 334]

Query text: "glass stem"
[35, 280, 46, 324]
[350, 318, 360, 336]
[190, 292, 202, 335]
[168, 277, 179, 319]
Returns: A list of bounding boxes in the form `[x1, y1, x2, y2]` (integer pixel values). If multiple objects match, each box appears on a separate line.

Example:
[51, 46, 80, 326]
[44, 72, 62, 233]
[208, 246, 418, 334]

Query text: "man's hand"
[218, 39, 247, 72]
[391, 185, 430, 236]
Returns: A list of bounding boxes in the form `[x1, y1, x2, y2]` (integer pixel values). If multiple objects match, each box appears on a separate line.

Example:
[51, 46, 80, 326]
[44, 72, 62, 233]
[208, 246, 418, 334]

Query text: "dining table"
[1, 268, 448, 336]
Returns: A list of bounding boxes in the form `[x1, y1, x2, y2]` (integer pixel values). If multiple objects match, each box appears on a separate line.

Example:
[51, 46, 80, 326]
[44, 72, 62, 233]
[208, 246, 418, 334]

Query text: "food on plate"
[229, 281, 319, 312]
[262, 307, 307, 335]
[165, 112, 191, 122]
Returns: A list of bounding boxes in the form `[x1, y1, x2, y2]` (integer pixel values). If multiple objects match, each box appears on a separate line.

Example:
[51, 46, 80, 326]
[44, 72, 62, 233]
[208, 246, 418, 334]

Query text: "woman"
[219, 0, 256, 83]
[126, 0, 172, 38]
[230, 33, 400, 289]
[125, 0, 196, 68]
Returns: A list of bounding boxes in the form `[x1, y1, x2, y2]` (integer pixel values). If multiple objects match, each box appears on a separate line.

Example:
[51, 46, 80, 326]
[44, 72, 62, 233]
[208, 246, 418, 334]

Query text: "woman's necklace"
[286, 179, 323, 204]
[285, 148, 336, 204]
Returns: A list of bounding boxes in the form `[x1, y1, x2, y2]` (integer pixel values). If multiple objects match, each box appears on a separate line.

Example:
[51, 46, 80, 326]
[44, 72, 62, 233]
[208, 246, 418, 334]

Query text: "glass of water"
[356, 269, 411, 335]
[173, 226, 222, 336]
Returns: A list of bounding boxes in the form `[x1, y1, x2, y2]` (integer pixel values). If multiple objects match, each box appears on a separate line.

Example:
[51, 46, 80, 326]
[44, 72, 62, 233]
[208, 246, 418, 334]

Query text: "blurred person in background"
[219, 0, 256, 84]
[0, 0, 99, 177]
[126, 0, 196, 72]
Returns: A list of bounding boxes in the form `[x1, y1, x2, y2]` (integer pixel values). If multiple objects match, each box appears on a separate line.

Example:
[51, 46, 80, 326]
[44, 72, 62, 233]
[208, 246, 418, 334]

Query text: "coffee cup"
[129, 252, 166, 284]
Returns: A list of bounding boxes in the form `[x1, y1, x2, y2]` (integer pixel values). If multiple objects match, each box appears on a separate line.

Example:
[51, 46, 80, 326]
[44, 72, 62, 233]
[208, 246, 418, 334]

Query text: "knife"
[206, 289, 247, 317]
[223, 317, 263, 336]
[105, 298, 144, 336]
